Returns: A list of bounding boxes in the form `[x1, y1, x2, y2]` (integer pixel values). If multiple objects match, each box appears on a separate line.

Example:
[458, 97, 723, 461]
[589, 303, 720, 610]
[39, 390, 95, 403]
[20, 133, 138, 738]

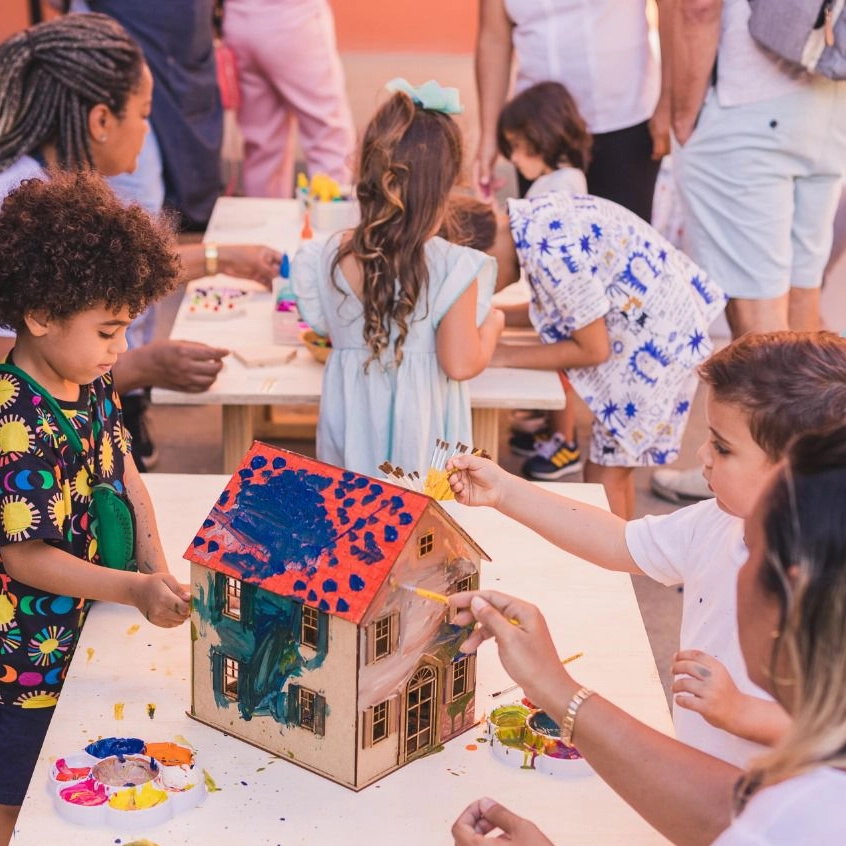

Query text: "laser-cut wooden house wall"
[185, 442, 489, 790]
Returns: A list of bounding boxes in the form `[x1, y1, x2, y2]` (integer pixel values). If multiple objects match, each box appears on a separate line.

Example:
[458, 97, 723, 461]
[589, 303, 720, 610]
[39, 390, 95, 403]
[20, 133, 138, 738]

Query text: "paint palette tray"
[50, 737, 206, 828]
[486, 704, 592, 778]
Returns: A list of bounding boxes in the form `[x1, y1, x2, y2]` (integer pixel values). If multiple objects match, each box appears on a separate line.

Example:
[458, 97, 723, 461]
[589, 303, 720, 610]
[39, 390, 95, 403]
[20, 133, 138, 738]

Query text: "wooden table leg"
[471, 408, 499, 464]
[222, 405, 254, 473]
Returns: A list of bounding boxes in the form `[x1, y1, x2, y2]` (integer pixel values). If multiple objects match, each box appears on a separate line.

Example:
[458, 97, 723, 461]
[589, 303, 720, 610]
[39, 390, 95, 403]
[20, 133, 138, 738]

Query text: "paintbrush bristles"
[379, 439, 487, 500]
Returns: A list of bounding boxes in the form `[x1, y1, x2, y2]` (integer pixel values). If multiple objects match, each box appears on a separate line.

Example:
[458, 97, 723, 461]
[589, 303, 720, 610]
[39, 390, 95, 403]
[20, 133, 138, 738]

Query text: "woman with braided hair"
[0, 14, 283, 468]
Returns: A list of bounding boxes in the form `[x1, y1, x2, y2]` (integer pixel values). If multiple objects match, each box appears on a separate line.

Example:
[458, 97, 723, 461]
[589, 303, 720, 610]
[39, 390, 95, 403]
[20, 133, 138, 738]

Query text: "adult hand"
[142, 339, 229, 393]
[472, 139, 505, 203]
[449, 590, 573, 709]
[131, 573, 191, 628]
[452, 797, 555, 846]
[649, 92, 671, 161]
[220, 244, 283, 288]
[672, 650, 744, 731]
[446, 454, 508, 508]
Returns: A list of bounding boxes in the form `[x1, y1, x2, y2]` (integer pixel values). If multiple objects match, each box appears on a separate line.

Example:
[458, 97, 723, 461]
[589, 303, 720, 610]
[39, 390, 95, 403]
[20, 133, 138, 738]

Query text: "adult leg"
[224, 5, 295, 197]
[587, 121, 662, 222]
[724, 294, 789, 337]
[584, 462, 635, 519]
[271, 1, 355, 186]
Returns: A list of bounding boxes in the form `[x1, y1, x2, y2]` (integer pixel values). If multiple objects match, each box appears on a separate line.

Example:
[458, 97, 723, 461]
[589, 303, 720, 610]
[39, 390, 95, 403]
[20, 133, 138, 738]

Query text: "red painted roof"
[184, 442, 448, 624]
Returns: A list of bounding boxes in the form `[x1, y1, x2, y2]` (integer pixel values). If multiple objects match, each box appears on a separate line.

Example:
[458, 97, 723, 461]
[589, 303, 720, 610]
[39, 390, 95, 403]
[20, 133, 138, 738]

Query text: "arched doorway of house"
[404, 664, 438, 759]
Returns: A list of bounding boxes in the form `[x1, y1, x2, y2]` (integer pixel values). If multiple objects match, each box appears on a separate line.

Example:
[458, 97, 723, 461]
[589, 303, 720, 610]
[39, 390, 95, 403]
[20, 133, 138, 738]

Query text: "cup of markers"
[297, 172, 359, 235]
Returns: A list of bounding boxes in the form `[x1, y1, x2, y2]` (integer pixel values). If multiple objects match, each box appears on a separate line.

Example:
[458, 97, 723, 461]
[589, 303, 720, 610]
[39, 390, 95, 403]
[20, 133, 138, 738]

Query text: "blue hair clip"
[385, 77, 464, 115]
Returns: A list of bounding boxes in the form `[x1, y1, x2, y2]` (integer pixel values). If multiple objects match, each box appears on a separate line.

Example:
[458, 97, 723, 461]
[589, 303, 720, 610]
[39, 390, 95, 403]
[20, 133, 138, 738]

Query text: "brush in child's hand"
[399, 583, 519, 625]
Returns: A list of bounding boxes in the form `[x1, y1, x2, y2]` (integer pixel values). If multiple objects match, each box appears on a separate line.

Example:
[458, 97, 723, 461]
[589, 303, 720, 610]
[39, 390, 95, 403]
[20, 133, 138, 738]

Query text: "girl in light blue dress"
[293, 81, 504, 476]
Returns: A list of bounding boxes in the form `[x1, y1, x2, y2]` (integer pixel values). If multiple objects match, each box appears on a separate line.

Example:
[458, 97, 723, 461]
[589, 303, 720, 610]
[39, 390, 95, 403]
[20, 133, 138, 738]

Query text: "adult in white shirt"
[474, 0, 668, 220]
[671, 0, 846, 337]
[450, 425, 846, 845]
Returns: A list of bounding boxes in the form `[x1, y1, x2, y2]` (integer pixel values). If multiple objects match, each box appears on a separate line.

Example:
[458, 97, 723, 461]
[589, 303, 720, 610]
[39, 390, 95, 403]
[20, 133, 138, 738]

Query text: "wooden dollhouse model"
[184, 442, 489, 790]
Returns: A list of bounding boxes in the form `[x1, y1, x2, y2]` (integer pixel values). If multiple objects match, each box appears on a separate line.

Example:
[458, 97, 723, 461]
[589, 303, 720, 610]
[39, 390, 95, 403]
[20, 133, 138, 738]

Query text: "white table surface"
[15, 475, 672, 845]
[151, 197, 565, 470]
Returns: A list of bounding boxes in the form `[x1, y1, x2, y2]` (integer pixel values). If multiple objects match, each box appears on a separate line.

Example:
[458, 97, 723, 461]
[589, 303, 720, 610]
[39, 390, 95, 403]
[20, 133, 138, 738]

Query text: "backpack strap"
[0, 363, 87, 457]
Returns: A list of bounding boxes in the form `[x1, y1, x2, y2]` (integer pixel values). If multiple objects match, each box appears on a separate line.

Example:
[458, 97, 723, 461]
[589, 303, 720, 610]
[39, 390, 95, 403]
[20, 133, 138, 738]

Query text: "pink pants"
[223, 0, 355, 197]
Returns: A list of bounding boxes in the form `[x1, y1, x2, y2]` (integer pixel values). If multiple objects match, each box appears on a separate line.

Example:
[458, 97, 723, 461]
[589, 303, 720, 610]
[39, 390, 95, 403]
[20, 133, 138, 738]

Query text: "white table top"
[15, 475, 671, 845]
[152, 197, 564, 411]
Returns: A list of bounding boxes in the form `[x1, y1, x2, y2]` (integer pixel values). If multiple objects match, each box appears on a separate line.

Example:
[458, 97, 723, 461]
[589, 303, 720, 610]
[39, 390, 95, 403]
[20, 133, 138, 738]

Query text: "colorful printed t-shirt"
[0, 366, 130, 709]
[509, 192, 727, 461]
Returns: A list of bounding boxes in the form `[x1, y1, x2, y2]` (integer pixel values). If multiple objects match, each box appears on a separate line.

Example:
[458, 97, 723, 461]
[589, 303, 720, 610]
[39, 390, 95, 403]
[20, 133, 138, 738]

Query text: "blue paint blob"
[384, 525, 398, 542]
[352, 517, 366, 531]
[307, 590, 317, 602]
[369, 483, 383, 496]
[192, 536, 205, 547]
[336, 597, 350, 612]
[398, 512, 413, 525]
[85, 737, 145, 759]
[219, 491, 230, 506]
[361, 493, 377, 505]
[349, 574, 365, 591]
[334, 487, 346, 499]
[318, 599, 330, 612]
[354, 477, 368, 488]
[208, 540, 220, 552]
[328, 556, 339, 567]
[203, 518, 215, 528]
[272, 456, 287, 469]
[293, 580, 307, 592]
[341, 471, 355, 482]
[390, 495, 405, 510]
[322, 579, 337, 593]
[239, 468, 254, 479]
[250, 454, 268, 469]
[343, 497, 355, 508]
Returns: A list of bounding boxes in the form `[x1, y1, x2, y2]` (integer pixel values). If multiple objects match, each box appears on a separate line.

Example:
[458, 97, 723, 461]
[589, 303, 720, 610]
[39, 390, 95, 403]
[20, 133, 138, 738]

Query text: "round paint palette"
[486, 705, 592, 778]
[50, 737, 206, 828]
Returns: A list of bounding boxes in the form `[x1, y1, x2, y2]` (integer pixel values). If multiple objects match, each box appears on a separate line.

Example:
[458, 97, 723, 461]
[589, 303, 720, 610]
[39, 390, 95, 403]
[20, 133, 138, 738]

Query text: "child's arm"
[491, 316, 610, 370]
[672, 650, 792, 746]
[446, 454, 643, 575]
[436, 279, 505, 380]
[123, 455, 173, 576]
[500, 300, 532, 328]
[1, 541, 189, 627]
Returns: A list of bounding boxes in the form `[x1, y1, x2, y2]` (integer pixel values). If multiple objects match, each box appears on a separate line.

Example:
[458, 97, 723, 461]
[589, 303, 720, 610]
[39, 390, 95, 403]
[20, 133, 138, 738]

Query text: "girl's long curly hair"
[331, 91, 463, 368]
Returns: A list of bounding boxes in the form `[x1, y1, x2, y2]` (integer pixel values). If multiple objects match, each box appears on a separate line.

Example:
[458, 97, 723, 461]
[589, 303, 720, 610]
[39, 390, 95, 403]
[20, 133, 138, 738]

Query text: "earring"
[99, 135, 107, 142]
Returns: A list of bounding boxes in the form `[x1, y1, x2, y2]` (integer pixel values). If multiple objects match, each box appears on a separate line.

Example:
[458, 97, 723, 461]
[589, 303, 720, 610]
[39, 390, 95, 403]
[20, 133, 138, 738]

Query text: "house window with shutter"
[300, 605, 319, 648]
[223, 577, 241, 620]
[223, 656, 239, 699]
[418, 530, 435, 557]
[448, 654, 476, 703]
[362, 698, 397, 748]
[373, 614, 394, 661]
[291, 686, 326, 736]
[454, 574, 475, 594]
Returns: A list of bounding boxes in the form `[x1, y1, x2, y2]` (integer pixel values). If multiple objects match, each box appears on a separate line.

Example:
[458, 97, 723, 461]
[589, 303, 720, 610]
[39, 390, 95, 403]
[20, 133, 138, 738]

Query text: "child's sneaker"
[508, 428, 550, 457]
[522, 433, 583, 480]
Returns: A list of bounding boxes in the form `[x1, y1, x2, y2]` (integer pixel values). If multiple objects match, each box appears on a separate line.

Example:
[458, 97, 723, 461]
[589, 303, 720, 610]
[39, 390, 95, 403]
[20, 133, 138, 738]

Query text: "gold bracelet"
[559, 686, 595, 748]
[204, 242, 219, 276]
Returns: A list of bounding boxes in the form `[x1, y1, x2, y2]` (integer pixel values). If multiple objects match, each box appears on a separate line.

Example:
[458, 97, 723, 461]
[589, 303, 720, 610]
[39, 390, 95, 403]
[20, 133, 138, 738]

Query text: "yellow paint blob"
[86, 647, 95, 663]
[126, 624, 140, 636]
[203, 769, 221, 792]
[108, 781, 168, 811]
[114, 702, 125, 720]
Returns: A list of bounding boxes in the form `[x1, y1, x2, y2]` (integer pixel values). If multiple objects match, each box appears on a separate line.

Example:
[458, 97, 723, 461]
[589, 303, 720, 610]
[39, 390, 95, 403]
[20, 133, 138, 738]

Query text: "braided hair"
[0, 13, 144, 173]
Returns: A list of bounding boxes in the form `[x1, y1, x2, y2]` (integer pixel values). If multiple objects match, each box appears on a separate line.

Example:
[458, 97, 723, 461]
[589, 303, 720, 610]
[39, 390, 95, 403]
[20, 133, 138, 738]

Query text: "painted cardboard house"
[184, 442, 489, 790]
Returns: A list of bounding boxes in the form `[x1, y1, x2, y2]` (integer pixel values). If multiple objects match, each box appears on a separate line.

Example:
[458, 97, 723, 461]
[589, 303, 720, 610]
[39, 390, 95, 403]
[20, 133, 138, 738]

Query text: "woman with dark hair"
[0, 14, 283, 467]
[449, 425, 846, 844]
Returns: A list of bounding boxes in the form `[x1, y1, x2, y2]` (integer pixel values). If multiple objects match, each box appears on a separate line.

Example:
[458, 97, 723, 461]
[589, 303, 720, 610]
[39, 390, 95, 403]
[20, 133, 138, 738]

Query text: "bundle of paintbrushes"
[379, 439, 491, 500]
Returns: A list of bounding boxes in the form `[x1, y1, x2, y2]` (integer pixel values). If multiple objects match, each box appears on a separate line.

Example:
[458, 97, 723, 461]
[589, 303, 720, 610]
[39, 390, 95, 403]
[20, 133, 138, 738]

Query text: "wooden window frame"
[223, 576, 241, 620]
[365, 611, 400, 664]
[223, 655, 239, 700]
[300, 604, 319, 649]
[418, 529, 435, 557]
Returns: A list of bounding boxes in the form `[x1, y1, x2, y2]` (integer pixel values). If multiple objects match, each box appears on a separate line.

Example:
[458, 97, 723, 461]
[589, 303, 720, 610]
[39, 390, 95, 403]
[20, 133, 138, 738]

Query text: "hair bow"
[385, 78, 464, 115]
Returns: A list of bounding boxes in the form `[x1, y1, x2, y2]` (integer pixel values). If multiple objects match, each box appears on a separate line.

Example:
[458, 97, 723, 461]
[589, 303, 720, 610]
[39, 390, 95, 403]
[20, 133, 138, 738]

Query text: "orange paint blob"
[144, 742, 194, 766]
[464, 744, 478, 751]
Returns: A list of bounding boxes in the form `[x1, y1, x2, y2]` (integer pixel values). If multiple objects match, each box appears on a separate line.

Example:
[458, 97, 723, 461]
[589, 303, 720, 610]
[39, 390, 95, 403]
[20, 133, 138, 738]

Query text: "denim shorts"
[0, 705, 54, 806]
[674, 79, 846, 299]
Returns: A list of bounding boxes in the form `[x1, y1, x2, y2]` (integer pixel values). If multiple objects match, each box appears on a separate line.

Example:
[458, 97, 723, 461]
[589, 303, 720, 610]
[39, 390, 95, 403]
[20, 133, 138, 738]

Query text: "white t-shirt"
[626, 499, 772, 768]
[715, 0, 809, 108]
[502, 0, 660, 134]
[525, 167, 587, 198]
[713, 768, 846, 845]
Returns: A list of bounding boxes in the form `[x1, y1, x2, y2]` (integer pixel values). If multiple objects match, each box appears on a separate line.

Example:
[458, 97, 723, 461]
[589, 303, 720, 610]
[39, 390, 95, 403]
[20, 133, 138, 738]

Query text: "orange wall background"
[2, 2, 477, 53]
[331, 2, 476, 54]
